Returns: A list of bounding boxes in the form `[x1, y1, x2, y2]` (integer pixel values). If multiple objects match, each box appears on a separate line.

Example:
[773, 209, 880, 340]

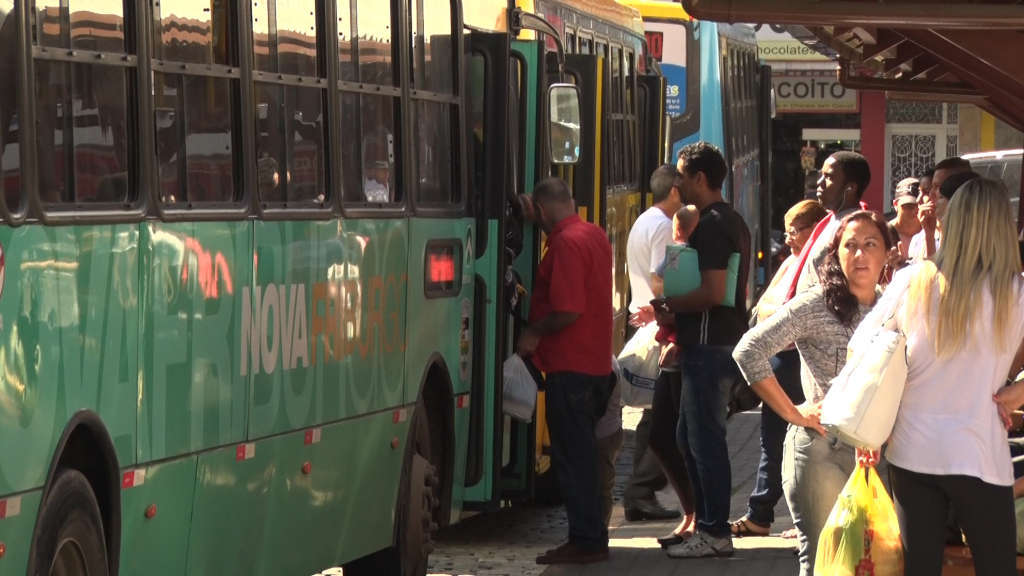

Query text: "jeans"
[648, 370, 695, 516]
[782, 426, 856, 576]
[545, 372, 609, 550]
[676, 345, 737, 538]
[746, 349, 804, 525]
[890, 464, 1017, 576]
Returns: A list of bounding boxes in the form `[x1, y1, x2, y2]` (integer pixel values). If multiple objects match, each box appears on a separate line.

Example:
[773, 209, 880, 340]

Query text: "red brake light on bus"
[424, 241, 462, 298]
[429, 252, 456, 284]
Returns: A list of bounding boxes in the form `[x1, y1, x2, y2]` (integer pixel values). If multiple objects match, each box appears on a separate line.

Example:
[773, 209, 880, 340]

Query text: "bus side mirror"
[548, 84, 581, 165]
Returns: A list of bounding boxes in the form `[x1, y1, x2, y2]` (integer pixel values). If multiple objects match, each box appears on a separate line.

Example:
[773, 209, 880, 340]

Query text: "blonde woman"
[876, 178, 1024, 574]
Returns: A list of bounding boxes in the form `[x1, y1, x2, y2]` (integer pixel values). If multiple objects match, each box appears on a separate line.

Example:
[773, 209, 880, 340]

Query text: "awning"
[679, 0, 1024, 131]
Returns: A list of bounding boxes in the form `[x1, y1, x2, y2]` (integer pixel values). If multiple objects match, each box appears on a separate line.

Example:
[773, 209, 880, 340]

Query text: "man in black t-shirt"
[653, 142, 750, 559]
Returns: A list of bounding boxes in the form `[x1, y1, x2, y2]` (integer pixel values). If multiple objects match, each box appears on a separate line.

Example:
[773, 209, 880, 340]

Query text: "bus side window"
[34, 0, 134, 206]
[252, 0, 328, 207]
[410, 0, 461, 206]
[610, 44, 623, 188]
[340, 0, 403, 206]
[153, 0, 240, 206]
[0, 5, 20, 213]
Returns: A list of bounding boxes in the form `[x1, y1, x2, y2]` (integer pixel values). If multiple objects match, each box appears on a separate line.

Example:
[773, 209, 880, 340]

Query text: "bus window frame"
[2, 3, 27, 225]
[146, 0, 252, 222]
[405, 0, 467, 217]
[26, 0, 152, 225]
[251, 0, 334, 219]
[336, 0, 409, 219]
[578, 32, 594, 55]
[565, 26, 577, 54]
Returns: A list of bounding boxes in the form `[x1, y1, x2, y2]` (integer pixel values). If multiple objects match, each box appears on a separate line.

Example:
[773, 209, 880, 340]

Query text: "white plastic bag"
[503, 354, 538, 422]
[616, 323, 660, 408]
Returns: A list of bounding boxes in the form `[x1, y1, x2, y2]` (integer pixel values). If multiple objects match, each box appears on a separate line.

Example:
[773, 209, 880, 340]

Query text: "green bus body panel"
[119, 457, 197, 576]
[462, 219, 498, 502]
[138, 222, 250, 462]
[0, 225, 138, 494]
[186, 409, 407, 574]
[404, 217, 473, 521]
[0, 490, 41, 575]
[248, 220, 408, 438]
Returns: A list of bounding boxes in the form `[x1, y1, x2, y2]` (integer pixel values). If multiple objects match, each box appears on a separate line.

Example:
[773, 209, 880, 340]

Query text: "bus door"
[563, 54, 605, 227]
[461, 30, 512, 509]
[495, 39, 541, 501]
[639, 73, 666, 209]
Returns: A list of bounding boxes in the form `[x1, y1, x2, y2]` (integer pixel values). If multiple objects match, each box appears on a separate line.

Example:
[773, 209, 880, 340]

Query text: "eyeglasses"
[785, 224, 812, 237]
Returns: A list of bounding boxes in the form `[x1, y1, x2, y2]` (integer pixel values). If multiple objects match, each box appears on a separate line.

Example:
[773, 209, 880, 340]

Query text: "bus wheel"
[398, 402, 440, 576]
[32, 469, 108, 576]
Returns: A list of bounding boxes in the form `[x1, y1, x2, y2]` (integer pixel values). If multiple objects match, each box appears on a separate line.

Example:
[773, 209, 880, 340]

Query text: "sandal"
[729, 517, 770, 537]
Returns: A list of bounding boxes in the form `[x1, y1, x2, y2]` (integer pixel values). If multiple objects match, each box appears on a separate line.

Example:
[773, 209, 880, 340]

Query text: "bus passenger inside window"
[363, 137, 393, 203]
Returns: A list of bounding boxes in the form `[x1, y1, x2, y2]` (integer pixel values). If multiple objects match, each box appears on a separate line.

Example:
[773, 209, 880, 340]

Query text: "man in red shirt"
[518, 177, 613, 565]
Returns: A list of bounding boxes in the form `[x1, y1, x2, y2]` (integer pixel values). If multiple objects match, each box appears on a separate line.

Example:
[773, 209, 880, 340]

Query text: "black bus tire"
[32, 469, 108, 576]
[398, 401, 440, 576]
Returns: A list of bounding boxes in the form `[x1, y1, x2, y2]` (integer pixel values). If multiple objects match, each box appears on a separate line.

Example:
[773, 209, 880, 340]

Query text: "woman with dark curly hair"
[731, 210, 892, 575]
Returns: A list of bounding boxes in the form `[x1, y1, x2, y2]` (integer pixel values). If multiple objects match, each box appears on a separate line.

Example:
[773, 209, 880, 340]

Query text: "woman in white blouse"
[880, 177, 1024, 574]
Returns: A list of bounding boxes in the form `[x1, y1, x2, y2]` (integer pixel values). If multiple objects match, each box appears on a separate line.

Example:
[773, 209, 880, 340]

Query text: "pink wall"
[859, 91, 886, 212]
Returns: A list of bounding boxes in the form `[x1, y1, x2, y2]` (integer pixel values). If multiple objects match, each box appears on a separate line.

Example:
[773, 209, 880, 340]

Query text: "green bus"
[0, 0, 662, 574]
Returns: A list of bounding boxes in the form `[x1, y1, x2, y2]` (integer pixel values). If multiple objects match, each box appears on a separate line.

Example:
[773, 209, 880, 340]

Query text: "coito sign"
[771, 72, 858, 114]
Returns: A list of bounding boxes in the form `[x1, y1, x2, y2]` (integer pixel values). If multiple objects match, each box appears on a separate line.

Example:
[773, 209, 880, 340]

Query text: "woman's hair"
[784, 199, 828, 231]
[821, 211, 893, 327]
[907, 177, 1022, 357]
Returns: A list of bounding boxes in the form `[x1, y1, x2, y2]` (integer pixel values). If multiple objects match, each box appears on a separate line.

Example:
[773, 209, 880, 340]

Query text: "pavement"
[428, 406, 800, 576]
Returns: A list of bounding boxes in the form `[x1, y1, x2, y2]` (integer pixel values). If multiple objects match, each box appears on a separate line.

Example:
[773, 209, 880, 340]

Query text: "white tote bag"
[616, 323, 660, 409]
[821, 274, 911, 450]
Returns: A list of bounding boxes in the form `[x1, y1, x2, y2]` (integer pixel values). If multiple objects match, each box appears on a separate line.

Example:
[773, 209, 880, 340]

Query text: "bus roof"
[616, 0, 691, 22]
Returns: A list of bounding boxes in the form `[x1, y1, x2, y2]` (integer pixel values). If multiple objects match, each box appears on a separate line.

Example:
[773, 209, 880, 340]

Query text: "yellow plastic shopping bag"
[815, 462, 903, 576]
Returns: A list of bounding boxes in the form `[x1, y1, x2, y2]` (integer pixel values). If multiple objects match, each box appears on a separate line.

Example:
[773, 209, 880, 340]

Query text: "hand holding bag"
[821, 272, 912, 451]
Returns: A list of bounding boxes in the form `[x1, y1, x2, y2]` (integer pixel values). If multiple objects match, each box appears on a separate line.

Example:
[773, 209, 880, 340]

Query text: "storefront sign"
[772, 71, 858, 114]
[758, 40, 828, 62]
[754, 25, 828, 62]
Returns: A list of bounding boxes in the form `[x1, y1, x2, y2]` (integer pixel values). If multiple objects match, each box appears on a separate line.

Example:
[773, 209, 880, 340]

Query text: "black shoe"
[536, 542, 609, 565]
[623, 498, 681, 521]
[657, 533, 684, 548]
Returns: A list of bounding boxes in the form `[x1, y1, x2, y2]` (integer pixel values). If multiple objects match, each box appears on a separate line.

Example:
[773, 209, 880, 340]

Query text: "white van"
[962, 149, 1022, 223]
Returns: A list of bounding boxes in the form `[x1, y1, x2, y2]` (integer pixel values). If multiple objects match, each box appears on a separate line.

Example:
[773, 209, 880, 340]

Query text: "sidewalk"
[428, 407, 799, 576]
[540, 408, 798, 576]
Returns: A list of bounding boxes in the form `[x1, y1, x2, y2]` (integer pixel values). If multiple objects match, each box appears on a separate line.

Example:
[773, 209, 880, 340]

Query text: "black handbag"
[727, 374, 762, 418]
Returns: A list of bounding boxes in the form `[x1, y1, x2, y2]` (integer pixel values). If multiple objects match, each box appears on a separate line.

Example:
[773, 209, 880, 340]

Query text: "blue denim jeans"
[746, 349, 804, 525]
[676, 344, 738, 538]
[545, 372, 609, 550]
[782, 426, 856, 576]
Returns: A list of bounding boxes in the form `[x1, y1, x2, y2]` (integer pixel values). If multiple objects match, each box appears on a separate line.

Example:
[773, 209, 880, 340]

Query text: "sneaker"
[665, 531, 734, 558]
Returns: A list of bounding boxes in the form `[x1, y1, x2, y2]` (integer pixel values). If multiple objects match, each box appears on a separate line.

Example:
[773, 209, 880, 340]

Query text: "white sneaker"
[665, 531, 734, 558]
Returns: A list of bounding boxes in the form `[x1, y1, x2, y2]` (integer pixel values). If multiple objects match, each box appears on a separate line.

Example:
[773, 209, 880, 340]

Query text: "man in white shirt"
[908, 156, 972, 260]
[790, 151, 872, 296]
[623, 164, 683, 521]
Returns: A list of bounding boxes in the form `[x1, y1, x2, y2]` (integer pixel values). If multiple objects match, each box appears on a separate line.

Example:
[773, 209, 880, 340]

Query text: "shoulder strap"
[785, 213, 833, 302]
